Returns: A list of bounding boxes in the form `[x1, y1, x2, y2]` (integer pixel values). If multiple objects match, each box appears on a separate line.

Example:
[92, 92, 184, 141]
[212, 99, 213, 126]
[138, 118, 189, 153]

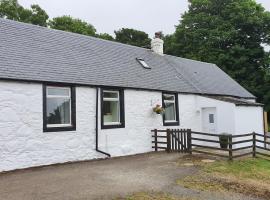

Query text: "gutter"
[95, 87, 111, 157]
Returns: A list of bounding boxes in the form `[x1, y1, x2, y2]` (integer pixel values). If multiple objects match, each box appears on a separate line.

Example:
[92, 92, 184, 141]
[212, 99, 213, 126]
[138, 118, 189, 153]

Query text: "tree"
[27, 4, 48, 27]
[0, 0, 19, 20]
[114, 28, 151, 48]
[163, 34, 175, 55]
[98, 33, 114, 41]
[49, 16, 96, 36]
[165, 0, 270, 111]
[0, 0, 48, 26]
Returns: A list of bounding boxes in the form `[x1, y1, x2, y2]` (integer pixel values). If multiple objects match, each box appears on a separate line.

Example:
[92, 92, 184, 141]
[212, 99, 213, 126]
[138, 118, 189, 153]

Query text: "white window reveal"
[46, 87, 72, 128]
[103, 90, 121, 125]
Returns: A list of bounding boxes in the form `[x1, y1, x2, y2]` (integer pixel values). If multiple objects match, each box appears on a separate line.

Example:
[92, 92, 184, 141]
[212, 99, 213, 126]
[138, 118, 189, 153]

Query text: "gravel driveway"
[0, 152, 261, 200]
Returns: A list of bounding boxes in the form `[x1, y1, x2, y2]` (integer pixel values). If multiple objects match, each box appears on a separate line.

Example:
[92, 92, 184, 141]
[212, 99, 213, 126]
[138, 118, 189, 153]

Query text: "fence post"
[166, 129, 171, 153]
[253, 132, 256, 158]
[264, 132, 267, 149]
[229, 134, 233, 161]
[187, 129, 192, 154]
[154, 129, 158, 152]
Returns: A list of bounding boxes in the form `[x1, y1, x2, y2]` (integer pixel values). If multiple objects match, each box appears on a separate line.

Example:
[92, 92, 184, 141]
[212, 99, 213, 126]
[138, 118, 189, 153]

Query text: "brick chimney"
[151, 32, 164, 55]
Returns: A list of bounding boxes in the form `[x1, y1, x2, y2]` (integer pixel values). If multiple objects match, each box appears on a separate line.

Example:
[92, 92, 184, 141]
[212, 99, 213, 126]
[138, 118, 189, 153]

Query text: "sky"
[19, 0, 270, 37]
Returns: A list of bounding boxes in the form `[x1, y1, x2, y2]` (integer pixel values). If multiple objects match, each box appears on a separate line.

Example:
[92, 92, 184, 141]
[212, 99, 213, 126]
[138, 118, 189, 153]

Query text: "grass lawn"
[178, 157, 270, 199]
[205, 158, 270, 182]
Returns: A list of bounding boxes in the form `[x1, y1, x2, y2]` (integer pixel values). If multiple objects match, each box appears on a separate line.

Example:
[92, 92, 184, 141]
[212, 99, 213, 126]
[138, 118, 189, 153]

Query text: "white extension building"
[0, 19, 264, 172]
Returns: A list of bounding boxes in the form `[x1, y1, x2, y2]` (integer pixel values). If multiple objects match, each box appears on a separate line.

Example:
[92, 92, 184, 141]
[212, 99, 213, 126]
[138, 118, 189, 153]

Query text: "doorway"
[202, 107, 217, 134]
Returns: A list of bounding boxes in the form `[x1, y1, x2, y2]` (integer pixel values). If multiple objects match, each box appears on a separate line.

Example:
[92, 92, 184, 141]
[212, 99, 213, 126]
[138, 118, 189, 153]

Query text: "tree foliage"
[49, 15, 96, 36]
[98, 33, 114, 41]
[165, 0, 270, 111]
[0, 0, 48, 26]
[114, 28, 151, 48]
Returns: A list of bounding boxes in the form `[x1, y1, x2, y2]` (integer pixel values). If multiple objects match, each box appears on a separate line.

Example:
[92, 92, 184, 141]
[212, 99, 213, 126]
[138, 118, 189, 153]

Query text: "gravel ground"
[0, 152, 263, 200]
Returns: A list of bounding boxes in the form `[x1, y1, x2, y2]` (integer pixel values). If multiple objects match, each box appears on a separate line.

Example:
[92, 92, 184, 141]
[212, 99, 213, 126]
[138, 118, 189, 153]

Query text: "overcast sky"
[19, 0, 270, 37]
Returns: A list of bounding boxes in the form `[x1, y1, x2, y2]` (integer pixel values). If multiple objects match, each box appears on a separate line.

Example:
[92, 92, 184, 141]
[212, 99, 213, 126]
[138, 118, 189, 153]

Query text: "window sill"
[163, 121, 180, 126]
[104, 122, 121, 126]
[43, 126, 76, 132]
[47, 124, 72, 128]
[101, 123, 125, 129]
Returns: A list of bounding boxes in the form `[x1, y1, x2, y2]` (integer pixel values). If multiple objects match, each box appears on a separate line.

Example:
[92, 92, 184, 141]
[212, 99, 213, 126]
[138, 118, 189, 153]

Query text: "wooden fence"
[254, 133, 270, 158]
[151, 129, 270, 160]
[151, 129, 191, 153]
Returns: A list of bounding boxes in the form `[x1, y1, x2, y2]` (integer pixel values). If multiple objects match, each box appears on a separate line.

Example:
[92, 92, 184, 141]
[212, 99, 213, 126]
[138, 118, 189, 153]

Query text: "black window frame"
[162, 92, 180, 126]
[43, 84, 76, 132]
[101, 88, 125, 129]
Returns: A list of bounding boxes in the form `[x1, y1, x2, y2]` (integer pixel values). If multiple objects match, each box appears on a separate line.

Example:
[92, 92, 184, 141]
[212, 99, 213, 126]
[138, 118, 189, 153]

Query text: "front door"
[202, 107, 217, 134]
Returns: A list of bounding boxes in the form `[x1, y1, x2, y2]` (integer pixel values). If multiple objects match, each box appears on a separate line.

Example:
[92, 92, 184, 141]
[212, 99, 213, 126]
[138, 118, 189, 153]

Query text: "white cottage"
[0, 19, 264, 172]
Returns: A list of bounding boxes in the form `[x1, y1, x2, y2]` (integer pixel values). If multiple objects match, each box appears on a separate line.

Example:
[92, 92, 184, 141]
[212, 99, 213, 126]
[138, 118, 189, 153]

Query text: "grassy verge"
[115, 192, 196, 200]
[177, 157, 270, 199]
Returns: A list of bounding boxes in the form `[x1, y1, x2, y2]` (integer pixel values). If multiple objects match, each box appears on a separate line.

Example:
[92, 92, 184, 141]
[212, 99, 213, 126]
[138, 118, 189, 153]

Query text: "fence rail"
[151, 129, 270, 160]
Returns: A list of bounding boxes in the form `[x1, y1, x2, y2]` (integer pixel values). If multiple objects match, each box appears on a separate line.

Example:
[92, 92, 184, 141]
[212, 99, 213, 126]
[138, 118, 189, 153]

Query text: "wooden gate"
[151, 129, 191, 153]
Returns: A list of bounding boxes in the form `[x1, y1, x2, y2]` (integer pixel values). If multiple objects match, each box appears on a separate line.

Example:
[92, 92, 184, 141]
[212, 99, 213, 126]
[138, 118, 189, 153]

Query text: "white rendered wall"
[0, 81, 200, 171]
[0, 80, 264, 172]
[234, 106, 264, 148]
[235, 106, 264, 134]
[178, 94, 201, 131]
[98, 92, 199, 156]
[0, 81, 102, 172]
[197, 96, 236, 135]
[98, 89, 162, 156]
[195, 96, 264, 148]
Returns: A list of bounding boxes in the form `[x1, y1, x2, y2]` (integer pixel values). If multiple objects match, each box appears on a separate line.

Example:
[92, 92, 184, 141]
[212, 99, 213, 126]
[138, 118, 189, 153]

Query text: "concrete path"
[0, 152, 261, 200]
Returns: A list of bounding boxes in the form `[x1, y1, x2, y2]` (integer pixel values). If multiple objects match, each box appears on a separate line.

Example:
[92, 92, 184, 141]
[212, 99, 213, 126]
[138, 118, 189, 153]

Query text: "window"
[162, 93, 179, 126]
[101, 89, 125, 129]
[136, 58, 151, 69]
[209, 114, 214, 123]
[43, 85, 76, 132]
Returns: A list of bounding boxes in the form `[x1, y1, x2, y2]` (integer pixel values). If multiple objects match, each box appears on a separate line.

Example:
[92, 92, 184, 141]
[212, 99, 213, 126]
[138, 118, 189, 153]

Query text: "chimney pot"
[155, 32, 162, 39]
[151, 32, 164, 55]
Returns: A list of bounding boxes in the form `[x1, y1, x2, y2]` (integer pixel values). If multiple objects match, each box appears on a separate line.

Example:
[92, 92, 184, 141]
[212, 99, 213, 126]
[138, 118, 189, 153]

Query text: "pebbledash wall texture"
[0, 81, 101, 171]
[0, 80, 264, 172]
[0, 80, 197, 171]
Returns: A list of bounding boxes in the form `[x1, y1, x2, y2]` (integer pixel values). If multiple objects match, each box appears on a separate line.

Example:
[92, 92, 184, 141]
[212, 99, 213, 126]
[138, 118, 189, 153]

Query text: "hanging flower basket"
[153, 104, 165, 114]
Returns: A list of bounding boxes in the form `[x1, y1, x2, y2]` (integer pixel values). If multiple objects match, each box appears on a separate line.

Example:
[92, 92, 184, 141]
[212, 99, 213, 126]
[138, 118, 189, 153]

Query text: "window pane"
[140, 60, 148, 68]
[138, 59, 150, 68]
[47, 98, 71, 125]
[47, 88, 70, 96]
[164, 102, 176, 121]
[209, 114, 214, 123]
[103, 101, 120, 123]
[163, 94, 175, 101]
[103, 91, 119, 98]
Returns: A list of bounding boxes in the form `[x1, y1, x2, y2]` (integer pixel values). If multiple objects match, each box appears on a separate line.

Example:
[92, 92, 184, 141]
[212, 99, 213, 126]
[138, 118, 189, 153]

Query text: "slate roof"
[205, 96, 263, 106]
[0, 18, 254, 98]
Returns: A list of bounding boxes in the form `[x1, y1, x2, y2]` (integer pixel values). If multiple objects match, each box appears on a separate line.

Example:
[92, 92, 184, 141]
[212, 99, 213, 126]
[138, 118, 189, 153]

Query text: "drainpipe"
[96, 87, 111, 157]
